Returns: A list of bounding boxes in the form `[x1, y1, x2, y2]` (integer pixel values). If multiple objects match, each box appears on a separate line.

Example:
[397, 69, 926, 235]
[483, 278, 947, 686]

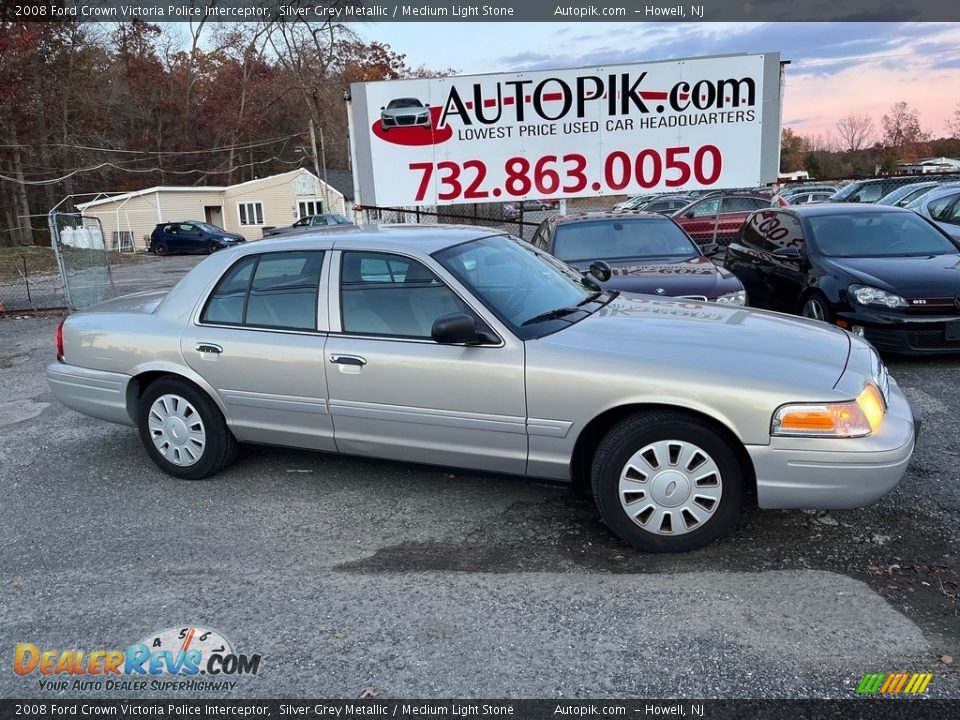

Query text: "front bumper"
[46, 362, 134, 427]
[836, 306, 960, 354]
[748, 377, 917, 509]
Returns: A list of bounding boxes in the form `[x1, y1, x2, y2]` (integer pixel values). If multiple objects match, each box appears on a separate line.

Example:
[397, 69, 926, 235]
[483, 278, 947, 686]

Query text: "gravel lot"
[0, 269, 958, 700]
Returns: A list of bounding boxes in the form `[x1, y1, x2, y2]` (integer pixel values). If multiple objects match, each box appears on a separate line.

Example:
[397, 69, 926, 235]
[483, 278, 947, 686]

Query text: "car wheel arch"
[125, 367, 229, 426]
[569, 403, 757, 506]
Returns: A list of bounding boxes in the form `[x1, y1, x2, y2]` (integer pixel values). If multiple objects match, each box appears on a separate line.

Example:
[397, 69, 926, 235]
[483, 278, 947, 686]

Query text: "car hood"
[382, 107, 426, 116]
[541, 294, 851, 390]
[826, 254, 960, 296]
[568, 255, 742, 298]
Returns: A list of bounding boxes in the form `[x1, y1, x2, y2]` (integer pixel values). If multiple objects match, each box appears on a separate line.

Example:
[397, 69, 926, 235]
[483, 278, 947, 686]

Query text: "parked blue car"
[149, 222, 246, 256]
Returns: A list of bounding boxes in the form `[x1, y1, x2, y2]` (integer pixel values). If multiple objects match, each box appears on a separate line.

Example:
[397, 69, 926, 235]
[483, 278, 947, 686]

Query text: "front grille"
[397, 116, 416, 126]
[678, 295, 708, 301]
[866, 325, 960, 352]
[906, 298, 960, 316]
[906, 331, 960, 350]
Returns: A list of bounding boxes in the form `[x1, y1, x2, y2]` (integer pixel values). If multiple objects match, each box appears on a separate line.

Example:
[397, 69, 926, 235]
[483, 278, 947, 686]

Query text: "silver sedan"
[47, 226, 918, 552]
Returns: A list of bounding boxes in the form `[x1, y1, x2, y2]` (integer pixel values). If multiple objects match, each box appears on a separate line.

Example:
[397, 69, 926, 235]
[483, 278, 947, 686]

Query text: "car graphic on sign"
[380, 98, 431, 131]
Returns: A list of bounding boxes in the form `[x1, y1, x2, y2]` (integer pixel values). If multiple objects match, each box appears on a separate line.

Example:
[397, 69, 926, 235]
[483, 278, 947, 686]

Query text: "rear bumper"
[46, 363, 134, 427]
[748, 379, 917, 509]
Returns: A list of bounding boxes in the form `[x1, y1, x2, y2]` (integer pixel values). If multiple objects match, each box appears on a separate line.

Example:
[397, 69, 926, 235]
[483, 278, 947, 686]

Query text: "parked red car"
[671, 194, 784, 244]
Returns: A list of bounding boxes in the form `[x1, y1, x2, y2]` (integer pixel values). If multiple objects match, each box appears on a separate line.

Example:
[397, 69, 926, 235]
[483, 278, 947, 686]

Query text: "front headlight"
[772, 384, 886, 438]
[715, 289, 747, 306]
[850, 284, 908, 309]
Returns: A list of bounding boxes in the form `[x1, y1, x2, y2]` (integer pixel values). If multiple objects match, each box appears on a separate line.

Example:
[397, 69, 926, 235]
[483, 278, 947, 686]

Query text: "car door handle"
[330, 354, 366, 366]
[195, 343, 222, 355]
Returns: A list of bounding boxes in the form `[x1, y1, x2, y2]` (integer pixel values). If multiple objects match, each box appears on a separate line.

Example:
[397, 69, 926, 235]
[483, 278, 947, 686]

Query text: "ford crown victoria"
[47, 226, 917, 552]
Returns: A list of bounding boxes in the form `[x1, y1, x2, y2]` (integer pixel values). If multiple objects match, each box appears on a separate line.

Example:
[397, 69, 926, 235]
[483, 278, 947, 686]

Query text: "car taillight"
[55, 318, 65, 361]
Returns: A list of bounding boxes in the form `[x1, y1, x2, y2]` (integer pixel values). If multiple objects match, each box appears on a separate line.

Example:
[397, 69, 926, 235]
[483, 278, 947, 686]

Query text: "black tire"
[138, 377, 238, 480]
[155, 242, 169, 256]
[591, 410, 744, 552]
[800, 292, 831, 323]
[207, 241, 219, 254]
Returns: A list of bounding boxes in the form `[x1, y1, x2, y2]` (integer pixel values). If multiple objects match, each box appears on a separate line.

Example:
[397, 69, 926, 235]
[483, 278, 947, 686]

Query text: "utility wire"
[0, 133, 307, 155]
[0, 153, 306, 187]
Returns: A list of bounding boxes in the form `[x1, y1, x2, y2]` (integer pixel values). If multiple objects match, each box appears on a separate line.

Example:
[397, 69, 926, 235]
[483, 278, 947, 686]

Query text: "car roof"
[233, 224, 504, 255]
[912, 185, 960, 202]
[549, 210, 667, 227]
[776, 203, 914, 218]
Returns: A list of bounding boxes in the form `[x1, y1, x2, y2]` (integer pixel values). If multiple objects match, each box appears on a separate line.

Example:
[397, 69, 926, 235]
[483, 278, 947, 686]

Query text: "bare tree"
[948, 103, 960, 139]
[836, 113, 875, 151]
[881, 101, 929, 148]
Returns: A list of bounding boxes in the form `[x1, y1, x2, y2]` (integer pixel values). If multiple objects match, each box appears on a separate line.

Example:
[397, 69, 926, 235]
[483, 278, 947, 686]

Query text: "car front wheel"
[801, 293, 831, 323]
[138, 377, 238, 480]
[592, 411, 744, 552]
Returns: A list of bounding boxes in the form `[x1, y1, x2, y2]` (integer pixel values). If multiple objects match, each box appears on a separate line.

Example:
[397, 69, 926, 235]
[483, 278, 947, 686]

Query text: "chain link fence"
[0, 245, 67, 313]
[360, 172, 960, 248]
[48, 212, 116, 311]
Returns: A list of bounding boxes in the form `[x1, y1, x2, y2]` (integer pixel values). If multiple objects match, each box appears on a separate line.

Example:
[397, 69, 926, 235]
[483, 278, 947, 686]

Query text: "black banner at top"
[4, 0, 960, 23]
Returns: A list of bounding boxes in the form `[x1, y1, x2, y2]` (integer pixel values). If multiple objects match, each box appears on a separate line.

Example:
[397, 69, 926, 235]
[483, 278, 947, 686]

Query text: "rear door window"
[201, 252, 325, 331]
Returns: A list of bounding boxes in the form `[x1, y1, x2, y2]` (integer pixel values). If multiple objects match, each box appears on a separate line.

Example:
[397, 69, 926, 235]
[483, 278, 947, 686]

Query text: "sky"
[355, 21, 960, 143]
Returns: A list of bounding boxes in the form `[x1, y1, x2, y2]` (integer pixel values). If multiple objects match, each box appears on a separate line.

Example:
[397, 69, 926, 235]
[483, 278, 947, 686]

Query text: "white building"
[76, 169, 356, 250]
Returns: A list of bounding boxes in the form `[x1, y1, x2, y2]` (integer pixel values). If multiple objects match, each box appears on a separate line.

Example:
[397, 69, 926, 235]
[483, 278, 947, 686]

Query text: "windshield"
[829, 182, 864, 201]
[552, 218, 699, 263]
[434, 235, 605, 332]
[809, 212, 959, 258]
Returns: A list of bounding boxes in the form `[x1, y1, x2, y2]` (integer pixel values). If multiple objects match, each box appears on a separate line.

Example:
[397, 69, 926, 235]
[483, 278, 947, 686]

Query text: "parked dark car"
[149, 222, 245, 256]
[262, 214, 354, 237]
[724, 204, 960, 354]
[670, 194, 782, 244]
[530, 211, 747, 305]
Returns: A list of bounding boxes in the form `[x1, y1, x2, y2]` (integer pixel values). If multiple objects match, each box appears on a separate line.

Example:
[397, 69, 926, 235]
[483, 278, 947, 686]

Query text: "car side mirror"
[588, 261, 612, 282]
[432, 313, 480, 344]
[700, 243, 719, 257]
[772, 246, 802, 261]
[380, 106, 385, 110]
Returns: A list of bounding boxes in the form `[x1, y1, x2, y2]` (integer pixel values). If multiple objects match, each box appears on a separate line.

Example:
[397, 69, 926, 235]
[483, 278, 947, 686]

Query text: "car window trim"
[328, 248, 506, 348]
[195, 249, 329, 334]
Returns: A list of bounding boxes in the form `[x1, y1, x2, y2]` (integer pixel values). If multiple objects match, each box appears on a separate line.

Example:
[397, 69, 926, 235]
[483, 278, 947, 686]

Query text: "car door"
[324, 249, 527, 474]
[676, 197, 720, 240]
[180, 250, 336, 452]
[724, 212, 772, 308]
[754, 210, 809, 311]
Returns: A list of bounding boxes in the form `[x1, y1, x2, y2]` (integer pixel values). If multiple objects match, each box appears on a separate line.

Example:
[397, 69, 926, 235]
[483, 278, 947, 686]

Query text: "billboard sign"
[349, 53, 782, 207]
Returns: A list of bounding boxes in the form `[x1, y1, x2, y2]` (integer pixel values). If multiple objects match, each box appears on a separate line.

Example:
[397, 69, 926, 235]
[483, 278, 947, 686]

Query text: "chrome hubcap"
[148, 394, 205, 467]
[618, 440, 722, 536]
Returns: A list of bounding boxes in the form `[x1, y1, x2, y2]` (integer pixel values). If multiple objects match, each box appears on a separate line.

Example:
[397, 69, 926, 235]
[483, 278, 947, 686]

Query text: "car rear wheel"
[591, 411, 743, 552]
[138, 377, 238, 480]
[154, 242, 169, 256]
[801, 294, 831, 323]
